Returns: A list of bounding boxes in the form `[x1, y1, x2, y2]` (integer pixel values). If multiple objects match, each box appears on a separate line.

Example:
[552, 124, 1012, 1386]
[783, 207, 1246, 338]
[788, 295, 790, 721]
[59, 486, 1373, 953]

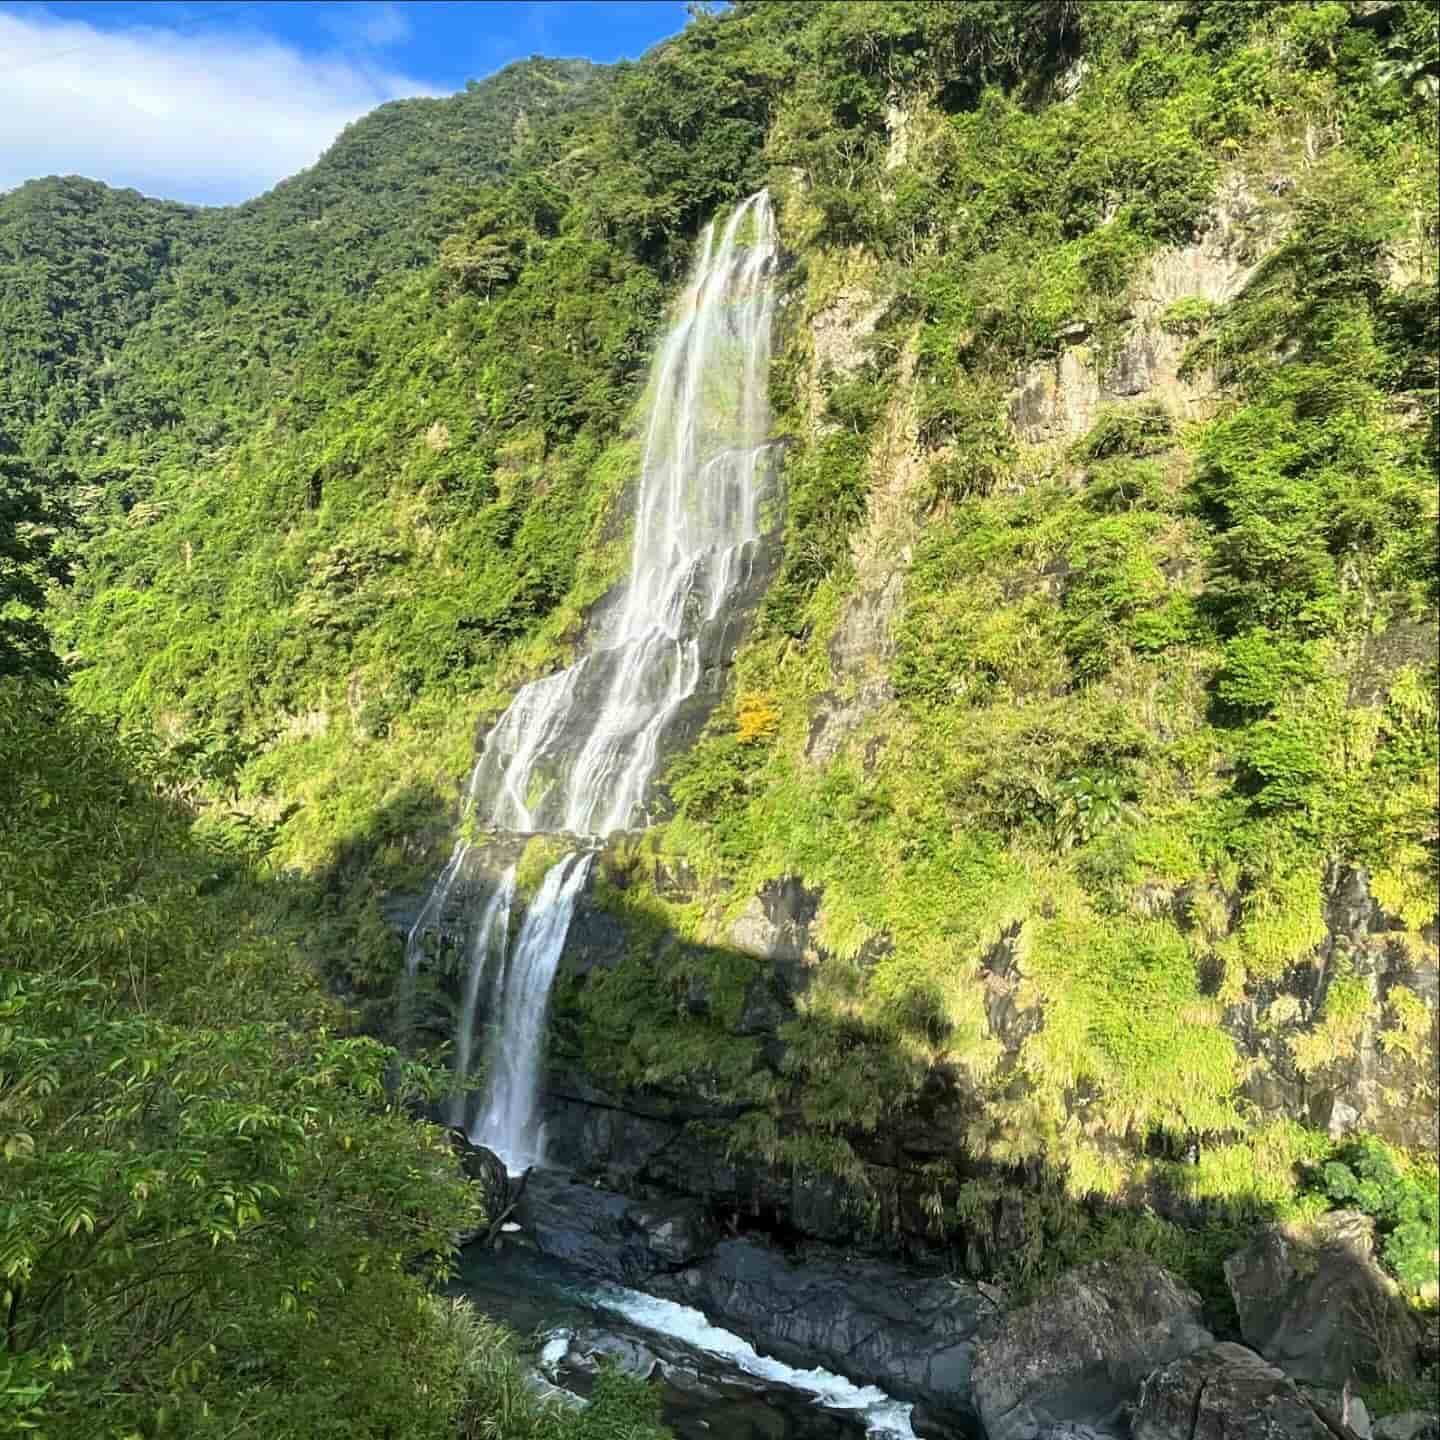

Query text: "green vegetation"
[566, 0, 1438, 1289]
[2, 0, 1437, 1426]
[0, 677, 482, 1436]
[1309, 1137, 1440, 1297]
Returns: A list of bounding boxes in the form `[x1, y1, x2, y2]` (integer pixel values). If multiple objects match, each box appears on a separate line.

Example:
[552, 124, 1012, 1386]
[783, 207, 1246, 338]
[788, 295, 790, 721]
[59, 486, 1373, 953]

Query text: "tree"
[0, 446, 69, 681]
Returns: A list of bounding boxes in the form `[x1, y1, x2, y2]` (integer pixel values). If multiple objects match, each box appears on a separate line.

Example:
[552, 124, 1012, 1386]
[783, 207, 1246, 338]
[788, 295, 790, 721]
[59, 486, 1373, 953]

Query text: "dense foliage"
[0, 678, 484, 1435]
[2, 0, 1437, 1426]
[1310, 1137, 1440, 1295]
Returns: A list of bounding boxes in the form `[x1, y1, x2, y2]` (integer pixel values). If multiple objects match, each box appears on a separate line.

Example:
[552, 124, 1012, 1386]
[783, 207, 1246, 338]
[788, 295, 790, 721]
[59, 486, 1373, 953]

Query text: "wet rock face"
[1223, 1210, 1418, 1389]
[1373, 1415, 1440, 1440]
[970, 1254, 1214, 1440]
[1131, 1343, 1335, 1440]
[650, 1238, 991, 1434]
[517, 1171, 719, 1283]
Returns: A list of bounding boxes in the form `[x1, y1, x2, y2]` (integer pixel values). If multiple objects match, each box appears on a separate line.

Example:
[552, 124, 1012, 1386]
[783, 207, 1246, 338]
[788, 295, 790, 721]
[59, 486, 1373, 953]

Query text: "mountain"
[0, 56, 608, 459]
[2, 3, 1437, 1436]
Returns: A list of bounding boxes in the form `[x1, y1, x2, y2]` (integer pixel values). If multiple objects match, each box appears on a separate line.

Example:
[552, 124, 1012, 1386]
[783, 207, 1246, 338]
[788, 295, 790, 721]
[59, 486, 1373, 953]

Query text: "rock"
[549, 1323, 872, 1440]
[1299, 1386, 1372, 1439]
[1133, 1342, 1337, 1439]
[652, 1237, 988, 1427]
[1224, 1210, 1418, 1388]
[1036, 1426, 1123, 1440]
[555, 1328, 661, 1382]
[631, 1200, 718, 1268]
[1373, 1414, 1440, 1440]
[517, 1171, 718, 1282]
[729, 877, 822, 963]
[970, 1253, 1214, 1440]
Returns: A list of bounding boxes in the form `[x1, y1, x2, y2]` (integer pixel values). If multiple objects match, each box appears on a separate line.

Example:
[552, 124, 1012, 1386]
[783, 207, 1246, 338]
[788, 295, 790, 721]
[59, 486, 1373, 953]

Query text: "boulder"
[547, 1324, 871, 1440]
[653, 1237, 989, 1428]
[517, 1171, 718, 1282]
[1300, 1386, 1372, 1439]
[1373, 1417, 1440, 1440]
[970, 1253, 1214, 1440]
[1132, 1343, 1338, 1439]
[1224, 1210, 1418, 1387]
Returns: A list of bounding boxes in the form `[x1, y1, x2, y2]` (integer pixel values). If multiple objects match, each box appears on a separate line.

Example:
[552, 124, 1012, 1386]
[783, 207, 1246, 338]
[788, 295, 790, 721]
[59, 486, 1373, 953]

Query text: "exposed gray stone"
[1132, 1342, 1337, 1440]
[1224, 1210, 1417, 1388]
[517, 1171, 718, 1282]
[652, 1237, 990, 1428]
[970, 1253, 1213, 1440]
[1300, 1386, 1372, 1438]
[1373, 1414, 1440, 1440]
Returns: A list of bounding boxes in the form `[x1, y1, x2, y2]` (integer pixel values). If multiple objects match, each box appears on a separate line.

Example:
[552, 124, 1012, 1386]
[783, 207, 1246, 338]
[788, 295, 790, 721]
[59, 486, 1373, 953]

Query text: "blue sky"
[1, 1, 694, 204]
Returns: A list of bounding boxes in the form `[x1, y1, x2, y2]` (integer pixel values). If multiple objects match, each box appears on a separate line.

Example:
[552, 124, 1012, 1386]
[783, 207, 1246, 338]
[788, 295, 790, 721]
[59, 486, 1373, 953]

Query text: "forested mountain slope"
[2, 2, 1438, 1435]
[0, 56, 606, 459]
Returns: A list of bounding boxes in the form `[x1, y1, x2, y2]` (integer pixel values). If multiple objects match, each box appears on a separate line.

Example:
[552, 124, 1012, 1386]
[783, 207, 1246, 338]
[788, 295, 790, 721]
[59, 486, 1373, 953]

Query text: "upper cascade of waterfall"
[465, 188, 780, 840]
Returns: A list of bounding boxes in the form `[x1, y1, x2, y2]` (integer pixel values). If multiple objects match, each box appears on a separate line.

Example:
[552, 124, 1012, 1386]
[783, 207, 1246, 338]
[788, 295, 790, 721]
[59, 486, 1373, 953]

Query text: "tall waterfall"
[410, 190, 778, 1172]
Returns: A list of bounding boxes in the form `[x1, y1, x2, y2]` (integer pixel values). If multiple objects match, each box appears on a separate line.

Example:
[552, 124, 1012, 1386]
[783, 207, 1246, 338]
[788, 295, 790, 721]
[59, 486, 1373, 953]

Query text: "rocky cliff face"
[394, 150, 1437, 1267]
[537, 847, 1437, 1258]
[518, 158, 1437, 1255]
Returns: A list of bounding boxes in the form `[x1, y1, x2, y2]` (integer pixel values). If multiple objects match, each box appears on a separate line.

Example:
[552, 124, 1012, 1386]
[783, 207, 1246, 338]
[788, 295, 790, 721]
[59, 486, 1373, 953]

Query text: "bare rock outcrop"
[970, 1253, 1213, 1440]
[1224, 1210, 1418, 1388]
[1132, 1343, 1340, 1440]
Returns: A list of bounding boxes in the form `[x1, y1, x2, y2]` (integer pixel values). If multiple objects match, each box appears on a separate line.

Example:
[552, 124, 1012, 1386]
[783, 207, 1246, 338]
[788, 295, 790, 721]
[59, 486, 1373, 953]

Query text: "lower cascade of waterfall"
[404, 189, 778, 1176]
[469, 853, 592, 1171]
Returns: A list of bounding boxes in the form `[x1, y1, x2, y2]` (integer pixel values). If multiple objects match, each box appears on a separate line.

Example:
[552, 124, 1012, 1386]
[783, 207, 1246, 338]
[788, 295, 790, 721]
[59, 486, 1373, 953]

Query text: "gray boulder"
[970, 1253, 1213, 1440]
[517, 1171, 718, 1282]
[1224, 1210, 1418, 1387]
[1300, 1386, 1372, 1438]
[654, 1238, 989, 1426]
[1132, 1343, 1338, 1439]
[1374, 1416, 1440, 1440]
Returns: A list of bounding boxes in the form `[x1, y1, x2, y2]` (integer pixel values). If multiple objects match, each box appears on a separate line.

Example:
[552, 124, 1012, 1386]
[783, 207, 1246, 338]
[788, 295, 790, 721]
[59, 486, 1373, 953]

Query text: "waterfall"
[471, 853, 594, 1167]
[447, 865, 516, 1130]
[410, 190, 778, 1172]
[466, 189, 779, 837]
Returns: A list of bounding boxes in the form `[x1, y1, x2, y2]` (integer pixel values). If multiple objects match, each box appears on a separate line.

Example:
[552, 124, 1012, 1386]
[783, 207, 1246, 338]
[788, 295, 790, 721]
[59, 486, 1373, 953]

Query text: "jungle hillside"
[2, 3, 1438, 1437]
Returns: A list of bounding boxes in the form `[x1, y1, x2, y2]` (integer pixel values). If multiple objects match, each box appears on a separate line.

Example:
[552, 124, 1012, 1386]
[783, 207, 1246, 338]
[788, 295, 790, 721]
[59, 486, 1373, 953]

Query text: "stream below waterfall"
[452, 1242, 916, 1440]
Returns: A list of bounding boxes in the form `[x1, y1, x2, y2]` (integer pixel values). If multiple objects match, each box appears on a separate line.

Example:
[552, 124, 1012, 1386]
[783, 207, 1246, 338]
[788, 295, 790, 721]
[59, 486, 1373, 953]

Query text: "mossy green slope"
[5, 0, 1437, 1352]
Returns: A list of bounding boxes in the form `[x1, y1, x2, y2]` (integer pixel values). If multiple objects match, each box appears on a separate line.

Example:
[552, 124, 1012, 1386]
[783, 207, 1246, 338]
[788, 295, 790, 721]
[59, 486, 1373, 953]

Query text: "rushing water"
[470, 853, 593, 1167]
[446, 865, 515, 1131]
[406, 190, 779, 1173]
[452, 1246, 916, 1440]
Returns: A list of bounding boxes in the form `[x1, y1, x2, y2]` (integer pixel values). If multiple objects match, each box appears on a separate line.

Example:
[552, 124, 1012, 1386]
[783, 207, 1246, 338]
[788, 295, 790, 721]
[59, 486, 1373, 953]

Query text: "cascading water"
[471, 853, 593, 1168]
[468, 189, 779, 838]
[409, 190, 778, 1174]
[446, 865, 515, 1131]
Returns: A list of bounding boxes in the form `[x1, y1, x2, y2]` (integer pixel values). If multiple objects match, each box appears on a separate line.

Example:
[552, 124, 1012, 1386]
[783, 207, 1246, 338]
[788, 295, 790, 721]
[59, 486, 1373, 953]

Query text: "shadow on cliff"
[537, 866, 1299, 1333]
[248, 776, 463, 1041]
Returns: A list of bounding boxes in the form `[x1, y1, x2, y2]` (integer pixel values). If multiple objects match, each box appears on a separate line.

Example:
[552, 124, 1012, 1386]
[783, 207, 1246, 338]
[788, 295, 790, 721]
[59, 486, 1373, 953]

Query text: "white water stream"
[407, 191, 779, 1172]
[446, 865, 515, 1130]
[581, 1286, 917, 1440]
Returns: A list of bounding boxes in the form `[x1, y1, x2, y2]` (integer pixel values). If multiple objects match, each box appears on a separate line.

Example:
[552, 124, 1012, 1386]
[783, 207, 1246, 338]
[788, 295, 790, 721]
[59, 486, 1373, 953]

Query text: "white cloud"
[351, 2, 413, 49]
[0, 6, 440, 205]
